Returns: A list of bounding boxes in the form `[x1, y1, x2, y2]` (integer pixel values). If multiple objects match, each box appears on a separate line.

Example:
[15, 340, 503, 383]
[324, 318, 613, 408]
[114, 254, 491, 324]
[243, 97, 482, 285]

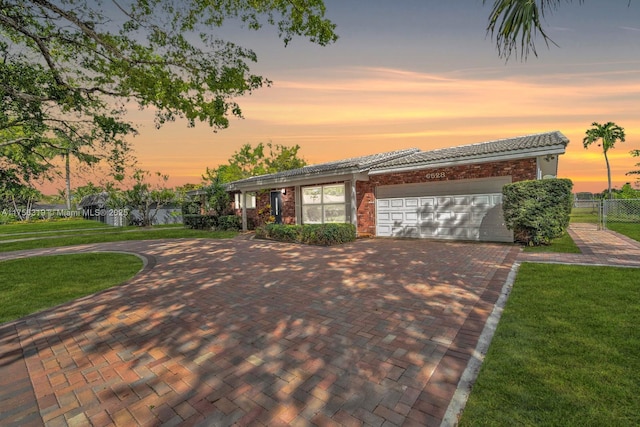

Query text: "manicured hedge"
[502, 178, 573, 245]
[183, 214, 216, 230]
[255, 223, 356, 245]
[183, 214, 240, 231]
[217, 215, 241, 231]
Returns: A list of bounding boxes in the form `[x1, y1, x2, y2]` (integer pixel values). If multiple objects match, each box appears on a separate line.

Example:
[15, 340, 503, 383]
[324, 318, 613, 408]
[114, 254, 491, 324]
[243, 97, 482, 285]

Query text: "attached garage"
[375, 177, 513, 242]
[224, 130, 569, 243]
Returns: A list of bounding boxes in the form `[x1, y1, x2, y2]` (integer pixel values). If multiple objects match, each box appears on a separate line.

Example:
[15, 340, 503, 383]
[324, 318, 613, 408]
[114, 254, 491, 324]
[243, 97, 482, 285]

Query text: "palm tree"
[583, 122, 626, 199]
[485, 0, 584, 60]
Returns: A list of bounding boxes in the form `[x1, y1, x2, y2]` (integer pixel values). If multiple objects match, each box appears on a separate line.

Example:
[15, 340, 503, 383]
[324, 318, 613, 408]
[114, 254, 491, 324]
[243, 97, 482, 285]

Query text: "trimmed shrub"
[502, 178, 573, 245]
[183, 214, 217, 230]
[263, 224, 302, 242]
[217, 215, 241, 231]
[300, 223, 357, 245]
[256, 223, 356, 245]
[254, 225, 267, 239]
[181, 200, 201, 215]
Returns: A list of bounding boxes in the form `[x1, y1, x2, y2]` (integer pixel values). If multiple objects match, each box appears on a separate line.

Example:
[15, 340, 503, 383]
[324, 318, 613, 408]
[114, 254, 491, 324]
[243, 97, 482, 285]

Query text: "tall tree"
[626, 149, 640, 185]
[203, 142, 307, 184]
[1, 0, 336, 190]
[583, 121, 626, 199]
[118, 169, 176, 226]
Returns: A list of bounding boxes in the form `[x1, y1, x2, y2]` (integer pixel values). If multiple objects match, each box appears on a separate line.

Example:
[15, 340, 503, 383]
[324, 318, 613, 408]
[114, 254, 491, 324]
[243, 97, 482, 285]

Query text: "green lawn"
[0, 253, 143, 323]
[522, 231, 581, 253]
[459, 263, 640, 426]
[569, 207, 600, 224]
[0, 219, 236, 252]
[607, 222, 640, 243]
[0, 218, 110, 234]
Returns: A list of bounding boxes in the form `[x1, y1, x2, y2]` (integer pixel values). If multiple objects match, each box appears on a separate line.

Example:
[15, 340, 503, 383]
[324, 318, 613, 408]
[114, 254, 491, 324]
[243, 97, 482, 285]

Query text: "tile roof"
[371, 130, 569, 171]
[226, 148, 420, 188]
[225, 131, 568, 189]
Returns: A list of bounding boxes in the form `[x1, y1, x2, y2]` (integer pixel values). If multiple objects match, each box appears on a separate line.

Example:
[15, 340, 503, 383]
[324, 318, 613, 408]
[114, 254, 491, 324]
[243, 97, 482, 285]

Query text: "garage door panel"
[390, 212, 404, 221]
[376, 190, 513, 242]
[420, 197, 436, 208]
[405, 198, 419, 208]
[419, 226, 437, 236]
[420, 212, 435, 221]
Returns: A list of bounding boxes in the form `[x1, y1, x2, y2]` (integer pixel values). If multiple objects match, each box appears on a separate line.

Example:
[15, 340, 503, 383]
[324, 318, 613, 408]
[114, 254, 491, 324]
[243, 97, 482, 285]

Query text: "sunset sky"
[50, 1, 640, 194]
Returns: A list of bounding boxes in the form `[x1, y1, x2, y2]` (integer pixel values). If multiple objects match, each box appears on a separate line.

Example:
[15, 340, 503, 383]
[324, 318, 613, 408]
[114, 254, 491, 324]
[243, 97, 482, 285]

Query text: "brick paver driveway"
[0, 238, 519, 426]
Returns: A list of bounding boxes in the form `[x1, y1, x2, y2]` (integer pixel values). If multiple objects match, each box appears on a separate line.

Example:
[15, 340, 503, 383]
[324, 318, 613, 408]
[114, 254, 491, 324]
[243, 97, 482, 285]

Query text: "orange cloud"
[39, 65, 640, 194]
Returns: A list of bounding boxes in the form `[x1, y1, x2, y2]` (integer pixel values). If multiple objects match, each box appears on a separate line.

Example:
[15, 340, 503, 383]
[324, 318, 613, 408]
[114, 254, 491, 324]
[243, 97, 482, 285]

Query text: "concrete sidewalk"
[517, 223, 640, 267]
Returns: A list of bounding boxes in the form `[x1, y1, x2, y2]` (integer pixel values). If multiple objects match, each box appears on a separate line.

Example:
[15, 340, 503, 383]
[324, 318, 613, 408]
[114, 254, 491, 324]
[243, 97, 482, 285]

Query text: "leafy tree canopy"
[1, 0, 336, 184]
[626, 149, 640, 184]
[203, 142, 306, 183]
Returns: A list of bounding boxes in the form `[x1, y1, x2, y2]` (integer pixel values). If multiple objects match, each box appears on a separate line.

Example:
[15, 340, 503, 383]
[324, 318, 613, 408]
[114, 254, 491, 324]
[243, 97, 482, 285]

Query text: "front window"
[302, 184, 346, 224]
[234, 192, 256, 209]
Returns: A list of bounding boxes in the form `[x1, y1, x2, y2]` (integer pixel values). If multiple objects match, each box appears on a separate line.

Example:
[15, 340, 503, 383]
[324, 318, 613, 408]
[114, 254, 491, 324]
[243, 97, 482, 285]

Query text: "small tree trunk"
[604, 150, 613, 199]
[65, 151, 72, 210]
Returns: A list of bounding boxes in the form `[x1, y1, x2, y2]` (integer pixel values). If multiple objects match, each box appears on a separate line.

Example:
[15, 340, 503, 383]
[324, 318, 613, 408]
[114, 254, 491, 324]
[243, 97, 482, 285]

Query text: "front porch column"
[350, 179, 358, 232]
[241, 191, 248, 231]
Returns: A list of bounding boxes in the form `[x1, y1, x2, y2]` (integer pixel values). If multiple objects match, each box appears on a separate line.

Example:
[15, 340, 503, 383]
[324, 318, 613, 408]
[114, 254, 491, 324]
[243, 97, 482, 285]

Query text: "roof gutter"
[369, 144, 568, 175]
[226, 168, 371, 192]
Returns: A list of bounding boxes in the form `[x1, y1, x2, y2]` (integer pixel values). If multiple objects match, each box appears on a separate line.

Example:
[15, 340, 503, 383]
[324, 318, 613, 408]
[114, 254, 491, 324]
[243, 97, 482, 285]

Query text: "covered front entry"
[375, 177, 513, 242]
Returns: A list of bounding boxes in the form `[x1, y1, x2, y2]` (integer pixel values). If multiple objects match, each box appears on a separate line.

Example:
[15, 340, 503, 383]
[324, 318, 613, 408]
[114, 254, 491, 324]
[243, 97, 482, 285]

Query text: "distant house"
[225, 131, 569, 243]
[79, 193, 182, 226]
[128, 204, 182, 226]
[79, 192, 126, 226]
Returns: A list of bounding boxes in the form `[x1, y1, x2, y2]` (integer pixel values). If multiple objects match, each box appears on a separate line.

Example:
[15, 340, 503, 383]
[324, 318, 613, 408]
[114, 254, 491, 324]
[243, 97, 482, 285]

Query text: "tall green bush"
[502, 178, 573, 245]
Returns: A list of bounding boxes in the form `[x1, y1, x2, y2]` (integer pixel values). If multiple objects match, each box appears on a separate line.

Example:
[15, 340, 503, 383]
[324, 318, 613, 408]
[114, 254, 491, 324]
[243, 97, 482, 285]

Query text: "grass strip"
[522, 232, 581, 253]
[570, 207, 600, 224]
[607, 222, 640, 243]
[459, 263, 640, 426]
[0, 253, 143, 323]
[0, 219, 110, 234]
[0, 228, 236, 252]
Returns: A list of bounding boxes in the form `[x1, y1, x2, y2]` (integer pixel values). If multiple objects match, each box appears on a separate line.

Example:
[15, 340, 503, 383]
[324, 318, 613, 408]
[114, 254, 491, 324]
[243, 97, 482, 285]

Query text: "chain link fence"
[602, 199, 640, 229]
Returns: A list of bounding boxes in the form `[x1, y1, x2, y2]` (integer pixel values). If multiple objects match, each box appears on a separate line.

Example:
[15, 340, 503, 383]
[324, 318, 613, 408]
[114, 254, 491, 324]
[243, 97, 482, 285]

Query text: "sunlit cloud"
[620, 26, 640, 32]
[238, 66, 640, 130]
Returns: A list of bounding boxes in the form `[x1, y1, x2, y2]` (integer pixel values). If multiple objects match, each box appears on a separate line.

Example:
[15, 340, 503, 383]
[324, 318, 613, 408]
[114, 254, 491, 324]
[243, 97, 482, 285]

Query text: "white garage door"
[375, 177, 513, 242]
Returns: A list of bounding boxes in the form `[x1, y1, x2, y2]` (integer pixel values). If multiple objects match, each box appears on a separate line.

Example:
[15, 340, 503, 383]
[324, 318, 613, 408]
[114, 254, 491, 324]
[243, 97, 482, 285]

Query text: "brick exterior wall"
[281, 187, 296, 225]
[234, 187, 296, 229]
[232, 158, 537, 234]
[356, 158, 537, 235]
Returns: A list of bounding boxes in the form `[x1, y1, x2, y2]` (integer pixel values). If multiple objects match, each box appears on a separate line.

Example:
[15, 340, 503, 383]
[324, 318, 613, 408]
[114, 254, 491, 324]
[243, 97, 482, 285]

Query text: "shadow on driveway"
[0, 238, 519, 426]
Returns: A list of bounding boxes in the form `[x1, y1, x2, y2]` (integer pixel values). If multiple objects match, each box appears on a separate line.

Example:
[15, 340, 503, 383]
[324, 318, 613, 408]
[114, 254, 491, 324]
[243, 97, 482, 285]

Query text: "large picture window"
[302, 184, 346, 224]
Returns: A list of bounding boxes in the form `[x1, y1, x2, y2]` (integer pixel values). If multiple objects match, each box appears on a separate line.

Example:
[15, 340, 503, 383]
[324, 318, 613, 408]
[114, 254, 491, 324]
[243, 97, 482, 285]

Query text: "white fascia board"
[369, 145, 568, 175]
[227, 169, 370, 192]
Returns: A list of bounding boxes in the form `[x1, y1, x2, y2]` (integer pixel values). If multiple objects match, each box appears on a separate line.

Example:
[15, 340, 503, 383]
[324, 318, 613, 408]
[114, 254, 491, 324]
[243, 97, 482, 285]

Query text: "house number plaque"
[426, 172, 446, 179]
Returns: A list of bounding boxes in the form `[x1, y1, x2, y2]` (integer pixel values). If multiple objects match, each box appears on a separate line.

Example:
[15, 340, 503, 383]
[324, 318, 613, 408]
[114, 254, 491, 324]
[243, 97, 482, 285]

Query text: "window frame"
[235, 192, 256, 209]
[301, 183, 346, 224]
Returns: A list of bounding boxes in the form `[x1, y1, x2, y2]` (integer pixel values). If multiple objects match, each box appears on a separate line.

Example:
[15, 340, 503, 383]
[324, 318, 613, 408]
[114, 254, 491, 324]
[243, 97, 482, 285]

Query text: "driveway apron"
[0, 238, 518, 426]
